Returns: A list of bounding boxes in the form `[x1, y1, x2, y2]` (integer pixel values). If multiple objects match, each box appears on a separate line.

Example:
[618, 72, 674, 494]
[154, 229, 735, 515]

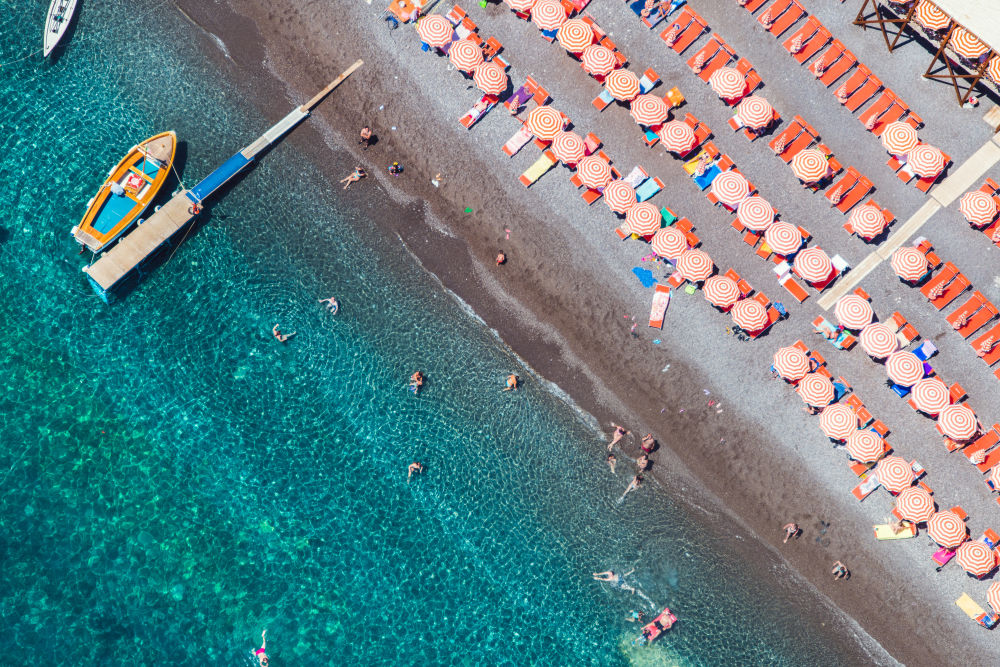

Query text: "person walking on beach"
[407, 461, 424, 482]
[782, 523, 800, 543]
[340, 166, 366, 189]
[831, 561, 849, 580]
[359, 126, 373, 149]
[608, 424, 630, 450]
[319, 297, 339, 314]
[254, 630, 269, 666]
[272, 324, 295, 342]
[503, 374, 519, 391]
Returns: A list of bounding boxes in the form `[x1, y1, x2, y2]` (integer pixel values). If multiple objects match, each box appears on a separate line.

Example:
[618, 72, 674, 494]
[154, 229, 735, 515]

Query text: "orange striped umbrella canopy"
[630, 94, 669, 126]
[526, 106, 564, 140]
[956, 541, 997, 577]
[557, 18, 593, 52]
[798, 372, 834, 407]
[605, 69, 640, 101]
[937, 404, 979, 441]
[876, 455, 914, 494]
[886, 350, 924, 387]
[581, 44, 617, 76]
[859, 322, 899, 358]
[992, 464, 1000, 491]
[989, 581, 1000, 613]
[551, 131, 586, 164]
[473, 61, 508, 95]
[576, 155, 612, 189]
[895, 486, 936, 523]
[791, 148, 830, 183]
[908, 144, 945, 178]
[711, 171, 750, 207]
[731, 299, 768, 331]
[793, 247, 833, 284]
[890, 246, 929, 282]
[911, 377, 950, 414]
[735, 96, 773, 129]
[708, 66, 746, 100]
[503, 0, 537, 11]
[449, 39, 484, 72]
[880, 122, 919, 155]
[531, 0, 567, 30]
[849, 203, 886, 239]
[846, 429, 886, 463]
[927, 510, 968, 548]
[773, 346, 810, 381]
[417, 15, 455, 47]
[819, 404, 857, 440]
[959, 191, 997, 227]
[625, 202, 661, 237]
[763, 222, 802, 256]
[650, 227, 688, 260]
[676, 249, 713, 282]
[988, 55, 1000, 84]
[914, 1, 949, 31]
[951, 26, 989, 59]
[703, 275, 741, 309]
[603, 180, 636, 214]
[834, 294, 873, 329]
[736, 196, 774, 231]
[659, 121, 696, 154]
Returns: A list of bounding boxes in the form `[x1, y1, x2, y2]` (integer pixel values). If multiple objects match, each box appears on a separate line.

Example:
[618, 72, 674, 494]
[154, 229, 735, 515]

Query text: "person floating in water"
[318, 296, 339, 314]
[272, 324, 296, 342]
[592, 569, 636, 593]
[407, 461, 424, 482]
[254, 630, 269, 666]
[409, 371, 424, 393]
[503, 374, 519, 391]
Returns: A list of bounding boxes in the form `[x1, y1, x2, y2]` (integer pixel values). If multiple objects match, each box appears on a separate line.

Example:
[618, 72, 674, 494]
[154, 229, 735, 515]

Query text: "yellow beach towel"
[873, 524, 916, 540]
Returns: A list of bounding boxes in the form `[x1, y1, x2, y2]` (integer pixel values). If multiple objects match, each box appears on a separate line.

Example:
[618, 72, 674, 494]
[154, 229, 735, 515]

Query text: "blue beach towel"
[632, 267, 658, 288]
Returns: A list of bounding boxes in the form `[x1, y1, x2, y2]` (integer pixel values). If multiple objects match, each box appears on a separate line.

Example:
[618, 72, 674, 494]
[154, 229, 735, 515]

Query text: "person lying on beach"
[782, 523, 799, 543]
[831, 560, 849, 580]
[593, 569, 636, 593]
[607, 453, 617, 473]
[636, 454, 649, 472]
[640, 434, 655, 454]
[340, 166, 366, 189]
[272, 325, 295, 342]
[507, 98, 521, 116]
[503, 374, 519, 391]
[318, 297, 339, 314]
[410, 371, 424, 391]
[407, 461, 424, 482]
[254, 630, 269, 666]
[609, 424, 630, 450]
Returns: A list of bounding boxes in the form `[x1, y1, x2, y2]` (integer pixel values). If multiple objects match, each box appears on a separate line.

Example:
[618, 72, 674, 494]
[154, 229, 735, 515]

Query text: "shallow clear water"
[0, 4, 877, 665]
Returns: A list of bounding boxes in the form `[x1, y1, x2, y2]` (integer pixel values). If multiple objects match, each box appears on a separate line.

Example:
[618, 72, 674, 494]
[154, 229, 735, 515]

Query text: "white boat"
[43, 0, 79, 57]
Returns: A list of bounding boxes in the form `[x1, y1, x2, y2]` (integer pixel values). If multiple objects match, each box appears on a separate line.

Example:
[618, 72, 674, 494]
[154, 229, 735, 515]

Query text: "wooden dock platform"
[83, 190, 195, 292]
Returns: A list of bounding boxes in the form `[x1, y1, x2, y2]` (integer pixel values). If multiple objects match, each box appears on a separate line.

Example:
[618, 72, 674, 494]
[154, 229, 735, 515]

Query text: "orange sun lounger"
[660, 6, 708, 54]
[783, 16, 831, 64]
[812, 39, 857, 87]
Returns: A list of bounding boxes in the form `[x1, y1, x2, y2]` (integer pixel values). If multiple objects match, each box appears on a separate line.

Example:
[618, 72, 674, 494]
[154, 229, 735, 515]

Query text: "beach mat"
[873, 524, 916, 540]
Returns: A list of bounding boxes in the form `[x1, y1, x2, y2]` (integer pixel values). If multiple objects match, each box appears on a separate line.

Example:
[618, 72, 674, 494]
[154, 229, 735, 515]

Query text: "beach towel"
[873, 524, 916, 540]
[648, 284, 670, 328]
[624, 166, 648, 188]
[692, 164, 720, 191]
[632, 267, 658, 288]
[503, 126, 533, 157]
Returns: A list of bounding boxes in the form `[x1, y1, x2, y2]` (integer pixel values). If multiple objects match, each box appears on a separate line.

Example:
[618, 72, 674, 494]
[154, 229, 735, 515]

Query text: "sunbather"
[340, 166, 366, 189]
[831, 560, 849, 580]
[782, 523, 799, 543]
[609, 424, 630, 450]
[640, 433, 655, 453]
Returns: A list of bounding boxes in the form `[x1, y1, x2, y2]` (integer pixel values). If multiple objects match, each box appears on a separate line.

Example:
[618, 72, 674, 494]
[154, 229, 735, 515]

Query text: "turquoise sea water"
[1, 4, 878, 665]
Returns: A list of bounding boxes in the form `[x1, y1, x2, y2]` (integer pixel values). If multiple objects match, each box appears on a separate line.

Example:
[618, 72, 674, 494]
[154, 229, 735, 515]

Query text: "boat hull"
[73, 131, 177, 253]
[43, 0, 79, 57]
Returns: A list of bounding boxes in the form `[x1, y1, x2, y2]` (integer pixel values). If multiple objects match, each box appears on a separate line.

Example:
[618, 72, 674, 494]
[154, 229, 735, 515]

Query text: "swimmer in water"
[407, 461, 424, 482]
[254, 630, 268, 666]
[272, 324, 296, 342]
[409, 371, 424, 392]
[503, 374, 519, 391]
[318, 297, 339, 314]
[592, 569, 636, 593]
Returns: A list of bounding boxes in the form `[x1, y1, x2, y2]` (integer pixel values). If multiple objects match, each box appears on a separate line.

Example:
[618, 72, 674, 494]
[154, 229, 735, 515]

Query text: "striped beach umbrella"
[846, 430, 886, 463]
[650, 227, 688, 260]
[959, 191, 997, 227]
[820, 404, 857, 441]
[473, 61, 508, 95]
[927, 510, 968, 548]
[763, 222, 802, 256]
[711, 171, 750, 208]
[604, 180, 636, 214]
[737, 196, 775, 232]
[992, 464, 1000, 492]
[575, 155, 612, 189]
[912, 377, 950, 414]
[449, 39, 484, 72]
[773, 346, 810, 381]
[526, 106, 564, 140]
[937, 404, 979, 441]
[860, 322, 899, 358]
[891, 246, 929, 282]
[417, 15, 454, 47]
[987, 55, 1000, 85]
[951, 27, 989, 60]
[849, 203, 886, 239]
[625, 203, 661, 237]
[798, 372, 834, 407]
[876, 455, 914, 494]
[551, 131, 586, 164]
[703, 275, 741, 309]
[908, 144, 945, 178]
[503, 0, 536, 11]
[735, 96, 773, 129]
[834, 295, 873, 330]
[990, 581, 1000, 613]
[895, 486, 936, 523]
[708, 67, 746, 100]
[605, 69, 640, 101]
[886, 351, 924, 387]
[914, 1, 949, 31]
[630, 94, 669, 126]
[791, 149, 830, 183]
[731, 299, 768, 332]
[581, 44, 617, 76]
[793, 247, 833, 284]
[659, 121, 696, 154]
[676, 249, 713, 282]
[531, 0, 567, 31]
[880, 122, 919, 155]
[956, 541, 997, 577]
[557, 18, 593, 52]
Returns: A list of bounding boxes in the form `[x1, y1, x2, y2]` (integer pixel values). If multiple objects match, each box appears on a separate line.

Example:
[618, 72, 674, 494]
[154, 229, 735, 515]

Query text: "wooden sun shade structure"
[854, 0, 1000, 107]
